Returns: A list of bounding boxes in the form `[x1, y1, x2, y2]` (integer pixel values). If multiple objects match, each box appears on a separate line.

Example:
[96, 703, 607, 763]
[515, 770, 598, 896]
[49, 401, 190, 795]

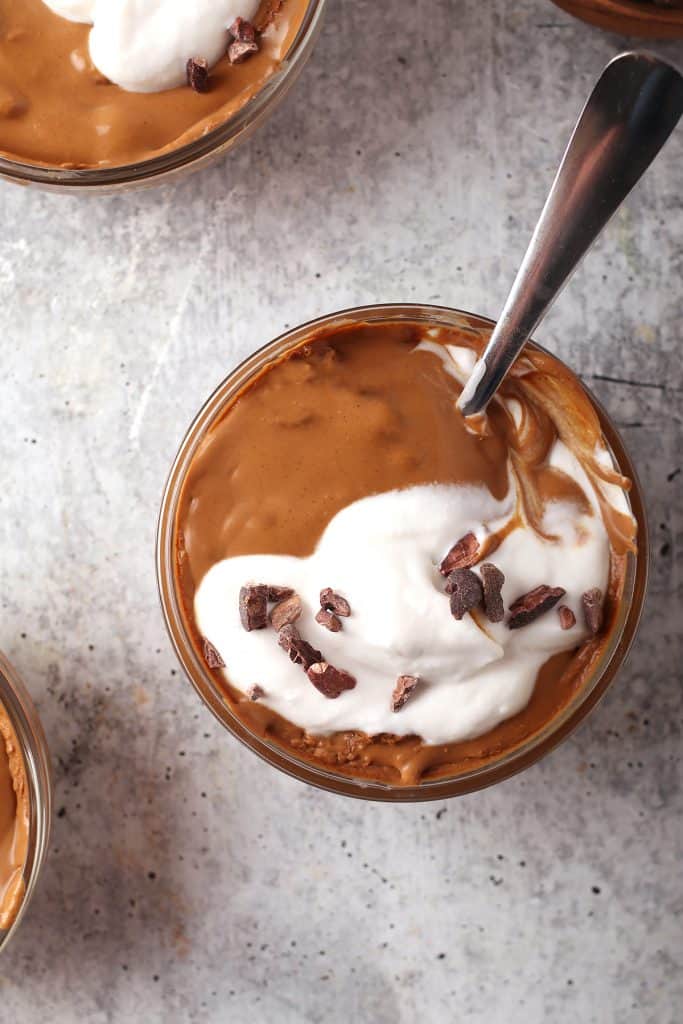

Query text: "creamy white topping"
[42, 0, 260, 92]
[194, 456, 617, 746]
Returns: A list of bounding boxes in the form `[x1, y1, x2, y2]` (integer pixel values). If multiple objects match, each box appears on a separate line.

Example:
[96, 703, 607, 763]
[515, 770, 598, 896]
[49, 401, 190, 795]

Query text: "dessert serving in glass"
[157, 304, 647, 802]
[0, 0, 326, 191]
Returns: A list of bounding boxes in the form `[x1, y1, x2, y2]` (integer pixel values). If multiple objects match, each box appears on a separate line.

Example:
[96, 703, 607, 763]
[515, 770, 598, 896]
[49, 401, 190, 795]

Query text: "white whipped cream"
[42, 0, 260, 92]
[195, 454, 617, 746]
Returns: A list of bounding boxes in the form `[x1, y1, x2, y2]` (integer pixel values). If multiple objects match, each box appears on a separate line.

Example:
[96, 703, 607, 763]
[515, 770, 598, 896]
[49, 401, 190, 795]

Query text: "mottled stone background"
[0, 1, 681, 1021]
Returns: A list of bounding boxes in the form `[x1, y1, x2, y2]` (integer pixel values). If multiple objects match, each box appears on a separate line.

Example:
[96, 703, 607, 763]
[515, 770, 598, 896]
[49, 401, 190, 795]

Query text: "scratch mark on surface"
[122, 228, 143, 295]
[128, 233, 210, 449]
[584, 373, 680, 392]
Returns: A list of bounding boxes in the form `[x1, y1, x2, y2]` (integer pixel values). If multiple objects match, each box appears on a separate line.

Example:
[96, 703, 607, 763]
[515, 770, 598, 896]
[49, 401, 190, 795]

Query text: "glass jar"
[549, 0, 683, 39]
[156, 304, 649, 802]
[0, 0, 326, 193]
[0, 653, 52, 952]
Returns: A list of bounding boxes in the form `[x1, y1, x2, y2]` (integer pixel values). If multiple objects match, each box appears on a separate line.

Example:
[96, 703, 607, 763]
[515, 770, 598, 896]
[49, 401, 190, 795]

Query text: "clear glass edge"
[0, 653, 53, 951]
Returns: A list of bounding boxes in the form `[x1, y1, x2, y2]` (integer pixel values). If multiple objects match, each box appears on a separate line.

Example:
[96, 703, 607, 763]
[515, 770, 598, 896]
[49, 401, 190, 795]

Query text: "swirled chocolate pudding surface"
[0, 699, 29, 929]
[0, 0, 310, 168]
[174, 320, 637, 786]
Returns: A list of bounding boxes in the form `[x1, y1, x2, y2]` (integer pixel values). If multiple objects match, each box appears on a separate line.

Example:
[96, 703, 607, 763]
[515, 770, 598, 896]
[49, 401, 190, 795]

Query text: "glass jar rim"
[0, 653, 53, 951]
[156, 302, 649, 802]
[0, 0, 326, 191]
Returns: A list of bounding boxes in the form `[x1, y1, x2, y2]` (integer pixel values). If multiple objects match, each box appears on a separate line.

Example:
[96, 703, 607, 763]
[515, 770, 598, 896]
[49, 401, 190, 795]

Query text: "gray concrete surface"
[0, 1, 681, 1021]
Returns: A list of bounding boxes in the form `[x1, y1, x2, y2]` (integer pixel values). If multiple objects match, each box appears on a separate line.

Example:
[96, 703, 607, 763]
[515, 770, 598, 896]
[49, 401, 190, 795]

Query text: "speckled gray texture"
[0, 1, 681, 1021]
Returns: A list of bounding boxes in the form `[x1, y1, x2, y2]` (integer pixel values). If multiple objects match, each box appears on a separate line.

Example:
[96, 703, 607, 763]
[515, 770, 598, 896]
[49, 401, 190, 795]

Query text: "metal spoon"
[457, 51, 683, 418]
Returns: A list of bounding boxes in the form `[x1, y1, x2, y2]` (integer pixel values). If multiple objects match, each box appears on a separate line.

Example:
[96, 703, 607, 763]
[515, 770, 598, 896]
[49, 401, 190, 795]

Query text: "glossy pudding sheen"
[0, 0, 310, 168]
[174, 320, 637, 786]
[0, 699, 28, 929]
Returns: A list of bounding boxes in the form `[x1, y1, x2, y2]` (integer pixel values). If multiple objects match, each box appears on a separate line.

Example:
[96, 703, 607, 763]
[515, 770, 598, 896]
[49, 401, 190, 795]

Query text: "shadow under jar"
[0, 653, 52, 951]
[157, 305, 648, 802]
[0, 0, 326, 192]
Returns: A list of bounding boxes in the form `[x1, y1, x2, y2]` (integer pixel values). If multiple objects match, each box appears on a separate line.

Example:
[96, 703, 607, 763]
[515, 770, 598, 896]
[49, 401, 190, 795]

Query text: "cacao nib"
[228, 39, 259, 64]
[186, 57, 209, 93]
[582, 588, 603, 634]
[277, 624, 322, 672]
[480, 563, 505, 623]
[306, 662, 356, 699]
[391, 674, 420, 712]
[558, 605, 576, 630]
[447, 568, 483, 620]
[202, 638, 224, 669]
[270, 593, 303, 631]
[439, 532, 480, 575]
[239, 584, 268, 631]
[267, 585, 294, 602]
[508, 585, 565, 629]
[229, 17, 256, 43]
[315, 608, 342, 632]
[319, 588, 351, 617]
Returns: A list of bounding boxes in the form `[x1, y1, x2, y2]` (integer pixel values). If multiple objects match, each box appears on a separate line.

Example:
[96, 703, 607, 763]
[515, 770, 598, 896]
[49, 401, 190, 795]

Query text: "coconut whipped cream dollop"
[195, 473, 612, 745]
[42, 0, 260, 91]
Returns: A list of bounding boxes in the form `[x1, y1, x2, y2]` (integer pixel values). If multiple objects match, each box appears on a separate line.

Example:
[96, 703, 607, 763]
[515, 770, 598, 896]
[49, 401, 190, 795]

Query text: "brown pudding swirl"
[0, 699, 29, 929]
[174, 320, 637, 786]
[0, 0, 311, 168]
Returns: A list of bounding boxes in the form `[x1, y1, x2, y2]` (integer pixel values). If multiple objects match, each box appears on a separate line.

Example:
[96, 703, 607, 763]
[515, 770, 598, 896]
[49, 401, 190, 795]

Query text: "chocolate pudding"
[0, 0, 311, 168]
[172, 318, 637, 787]
[0, 698, 29, 929]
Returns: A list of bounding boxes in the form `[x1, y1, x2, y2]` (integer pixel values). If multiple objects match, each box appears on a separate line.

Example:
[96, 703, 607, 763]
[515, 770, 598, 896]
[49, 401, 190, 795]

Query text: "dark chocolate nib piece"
[186, 57, 209, 93]
[229, 17, 257, 43]
[315, 608, 342, 632]
[558, 605, 576, 630]
[239, 584, 269, 631]
[228, 39, 259, 64]
[508, 585, 565, 630]
[277, 624, 322, 672]
[447, 568, 483, 620]
[391, 674, 420, 712]
[202, 638, 225, 669]
[320, 588, 351, 617]
[270, 593, 303, 631]
[267, 585, 294, 602]
[480, 563, 505, 623]
[582, 588, 603, 635]
[439, 532, 480, 575]
[307, 662, 356, 699]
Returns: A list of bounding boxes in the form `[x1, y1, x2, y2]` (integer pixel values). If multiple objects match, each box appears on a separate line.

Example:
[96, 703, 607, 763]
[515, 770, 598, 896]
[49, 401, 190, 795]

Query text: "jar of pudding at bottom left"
[0, 652, 52, 952]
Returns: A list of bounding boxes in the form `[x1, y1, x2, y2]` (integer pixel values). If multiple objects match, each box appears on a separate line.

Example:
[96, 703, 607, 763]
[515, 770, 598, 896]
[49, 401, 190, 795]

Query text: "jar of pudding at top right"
[157, 304, 648, 801]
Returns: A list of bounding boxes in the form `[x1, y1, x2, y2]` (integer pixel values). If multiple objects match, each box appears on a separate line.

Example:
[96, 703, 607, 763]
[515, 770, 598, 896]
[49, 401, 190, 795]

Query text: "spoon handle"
[457, 51, 683, 417]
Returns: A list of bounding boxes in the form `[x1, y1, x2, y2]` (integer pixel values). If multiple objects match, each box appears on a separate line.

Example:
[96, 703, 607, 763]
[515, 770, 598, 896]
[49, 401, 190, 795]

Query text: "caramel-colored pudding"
[0, 699, 29, 929]
[0, 0, 310, 168]
[174, 320, 637, 786]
